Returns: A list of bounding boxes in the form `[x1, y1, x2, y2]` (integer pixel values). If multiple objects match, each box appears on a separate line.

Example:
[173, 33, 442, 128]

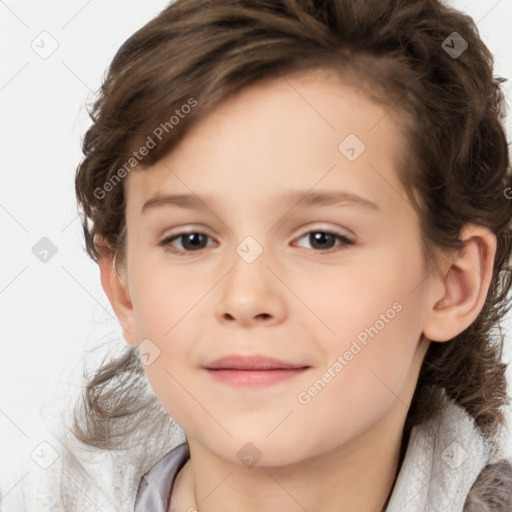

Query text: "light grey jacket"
[2, 397, 511, 511]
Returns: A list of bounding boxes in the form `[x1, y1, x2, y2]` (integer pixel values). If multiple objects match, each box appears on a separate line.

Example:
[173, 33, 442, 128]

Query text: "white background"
[1, 0, 512, 503]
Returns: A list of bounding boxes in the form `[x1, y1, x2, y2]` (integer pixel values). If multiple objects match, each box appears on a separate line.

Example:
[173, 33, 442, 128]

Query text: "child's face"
[122, 70, 434, 466]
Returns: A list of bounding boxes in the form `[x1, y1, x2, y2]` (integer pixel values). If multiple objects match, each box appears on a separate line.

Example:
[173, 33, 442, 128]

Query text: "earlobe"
[94, 234, 139, 347]
[422, 224, 497, 343]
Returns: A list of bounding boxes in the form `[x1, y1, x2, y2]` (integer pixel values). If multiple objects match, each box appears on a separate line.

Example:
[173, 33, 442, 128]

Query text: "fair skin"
[95, 69, 496, 512]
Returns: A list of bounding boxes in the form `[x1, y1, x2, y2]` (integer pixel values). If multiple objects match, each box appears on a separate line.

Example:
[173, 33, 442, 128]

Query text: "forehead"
[125, 70, 412, 218]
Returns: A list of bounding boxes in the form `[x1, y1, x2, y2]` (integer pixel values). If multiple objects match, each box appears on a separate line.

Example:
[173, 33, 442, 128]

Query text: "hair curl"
[73, 0, 512, 455]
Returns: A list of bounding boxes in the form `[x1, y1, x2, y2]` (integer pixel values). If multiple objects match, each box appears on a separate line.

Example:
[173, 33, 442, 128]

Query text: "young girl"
[10, 0, 512, 510]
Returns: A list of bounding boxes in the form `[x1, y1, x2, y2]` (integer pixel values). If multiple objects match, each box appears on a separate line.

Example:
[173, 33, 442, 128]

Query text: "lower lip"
[205, 368, 309, 388]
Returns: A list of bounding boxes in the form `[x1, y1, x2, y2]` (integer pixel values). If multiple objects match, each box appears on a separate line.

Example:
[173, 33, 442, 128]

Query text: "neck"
[177, 398, 409, 512]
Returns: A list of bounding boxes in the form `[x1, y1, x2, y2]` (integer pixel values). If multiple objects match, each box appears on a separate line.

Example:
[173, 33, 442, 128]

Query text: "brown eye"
[294, 230, 355, 253]
[160, 232, 214, 254]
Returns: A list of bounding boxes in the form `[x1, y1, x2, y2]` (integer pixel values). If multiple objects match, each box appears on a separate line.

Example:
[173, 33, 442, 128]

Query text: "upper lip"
[203, 354, 309, 370]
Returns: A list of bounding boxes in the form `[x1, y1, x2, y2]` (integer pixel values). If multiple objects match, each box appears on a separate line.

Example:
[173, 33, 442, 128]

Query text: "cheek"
[288, 300, 423, 462]
[142, 363, 206, 436]
[128, 262, 209, 429]
[129, 255, 202, 338]
[302, 251, 425, 417]
[299, 247, 423, 355]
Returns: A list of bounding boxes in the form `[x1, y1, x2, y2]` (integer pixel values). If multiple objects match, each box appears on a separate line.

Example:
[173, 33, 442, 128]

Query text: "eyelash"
[159, 229, 356, 255]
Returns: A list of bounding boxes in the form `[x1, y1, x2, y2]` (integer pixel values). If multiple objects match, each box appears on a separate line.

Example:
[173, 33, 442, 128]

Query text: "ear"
[94, 234, 139, 347]
[422, 224, 497, 342]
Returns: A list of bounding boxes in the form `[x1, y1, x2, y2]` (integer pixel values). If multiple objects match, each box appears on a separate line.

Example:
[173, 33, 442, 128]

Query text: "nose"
[214, 245, 286, 327]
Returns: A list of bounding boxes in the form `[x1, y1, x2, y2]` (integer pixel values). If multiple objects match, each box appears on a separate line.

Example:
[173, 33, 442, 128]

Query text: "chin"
[203, 433, 322, 469]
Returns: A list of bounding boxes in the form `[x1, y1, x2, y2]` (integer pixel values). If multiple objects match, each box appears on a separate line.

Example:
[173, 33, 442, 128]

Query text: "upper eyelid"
[161, 224, 353, 238]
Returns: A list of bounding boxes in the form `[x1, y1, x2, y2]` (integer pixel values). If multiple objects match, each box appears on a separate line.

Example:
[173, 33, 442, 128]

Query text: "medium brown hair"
[73, 0, 512, 453]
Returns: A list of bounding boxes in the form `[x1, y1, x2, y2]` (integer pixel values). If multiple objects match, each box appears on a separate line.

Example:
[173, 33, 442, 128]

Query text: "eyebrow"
[141, 189, 380, 214]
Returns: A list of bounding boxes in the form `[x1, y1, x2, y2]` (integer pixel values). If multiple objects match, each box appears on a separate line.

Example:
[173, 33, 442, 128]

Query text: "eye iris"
[182, 233, 206, 251]
[310, 232, 335, 250]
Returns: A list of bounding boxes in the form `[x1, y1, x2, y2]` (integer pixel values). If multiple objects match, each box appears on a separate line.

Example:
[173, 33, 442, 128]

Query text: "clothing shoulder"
[386, 395, 512, 512]
[464, 458, 512, 512]
[2, 432, 139, 512]
[133, 443, 190, 511]
[1, 398, 181, 512]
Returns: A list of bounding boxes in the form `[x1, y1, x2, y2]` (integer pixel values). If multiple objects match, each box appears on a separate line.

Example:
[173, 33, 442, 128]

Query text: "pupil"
[184, 233, 204, 250]
[312, 232, 334, 249]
